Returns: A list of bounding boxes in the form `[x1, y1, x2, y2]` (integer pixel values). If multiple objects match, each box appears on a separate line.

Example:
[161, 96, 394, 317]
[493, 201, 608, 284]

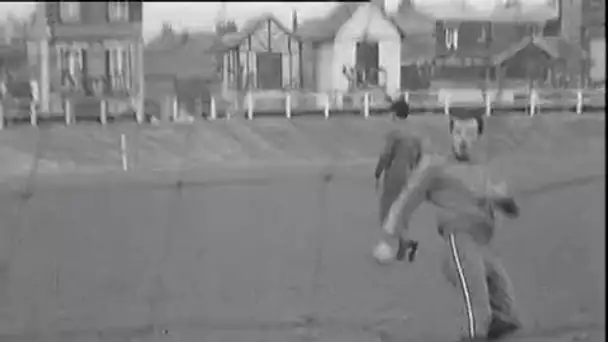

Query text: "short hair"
[448, 108, 485, 135]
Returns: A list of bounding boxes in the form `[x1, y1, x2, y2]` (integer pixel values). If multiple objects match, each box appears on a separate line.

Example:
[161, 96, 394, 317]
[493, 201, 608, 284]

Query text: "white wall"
[331, 3, 402, 93]
[315, 42, 334, 92]
[590, 39, 605, 82]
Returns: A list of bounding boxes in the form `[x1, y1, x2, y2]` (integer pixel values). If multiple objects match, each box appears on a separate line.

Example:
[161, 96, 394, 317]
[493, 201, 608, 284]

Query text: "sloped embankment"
[0, 115, 604, 183]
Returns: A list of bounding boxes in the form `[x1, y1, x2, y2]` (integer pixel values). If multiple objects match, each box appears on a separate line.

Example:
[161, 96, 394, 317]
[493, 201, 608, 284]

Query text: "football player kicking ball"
[375, 112, 522, 341]
[374, 130, 421, 263]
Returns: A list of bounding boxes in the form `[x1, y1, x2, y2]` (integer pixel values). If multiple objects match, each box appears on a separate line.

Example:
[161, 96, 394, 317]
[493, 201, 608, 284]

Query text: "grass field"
[0, 115, 604, 341]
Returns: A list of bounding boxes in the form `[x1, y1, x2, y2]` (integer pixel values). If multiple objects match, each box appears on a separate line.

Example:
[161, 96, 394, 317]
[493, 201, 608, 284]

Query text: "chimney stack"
[292, 10, 298, 32]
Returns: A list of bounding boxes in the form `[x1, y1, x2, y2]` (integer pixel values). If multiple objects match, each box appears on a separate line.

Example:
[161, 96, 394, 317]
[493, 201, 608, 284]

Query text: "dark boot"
[486, 317, 521, 340]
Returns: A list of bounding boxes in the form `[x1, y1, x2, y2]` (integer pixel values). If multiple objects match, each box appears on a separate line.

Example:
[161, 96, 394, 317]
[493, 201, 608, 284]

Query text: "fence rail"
[0, 88, 605, 130]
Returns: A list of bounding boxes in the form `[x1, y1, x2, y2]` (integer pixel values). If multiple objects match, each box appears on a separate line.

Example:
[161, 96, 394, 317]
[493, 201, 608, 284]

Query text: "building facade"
[432, 0, 584, 90]
[297, 0, 435, 95]
[582, 0, 605, 86]
[33, 2, 143, 119]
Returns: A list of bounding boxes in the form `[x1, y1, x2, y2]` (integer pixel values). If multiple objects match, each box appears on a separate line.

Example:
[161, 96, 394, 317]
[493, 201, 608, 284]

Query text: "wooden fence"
[0, 88, 605, 129]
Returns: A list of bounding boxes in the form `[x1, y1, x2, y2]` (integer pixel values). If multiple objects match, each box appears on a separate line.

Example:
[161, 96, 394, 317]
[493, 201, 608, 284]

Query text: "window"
[107, 45, 132, 92]
[57, 45, 84, 90]
[445, 27, 459, 50]
[108, 1, 129, 22]
[477, 25, 488, 43]
[60, 2, 80, 22]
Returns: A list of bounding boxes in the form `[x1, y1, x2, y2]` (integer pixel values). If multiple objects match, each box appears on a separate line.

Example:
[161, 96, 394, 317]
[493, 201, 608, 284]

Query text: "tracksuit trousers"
[442, 232, 521, 339]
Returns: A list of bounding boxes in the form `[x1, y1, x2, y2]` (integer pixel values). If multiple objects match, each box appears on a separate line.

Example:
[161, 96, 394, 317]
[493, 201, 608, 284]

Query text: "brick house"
[30, 2, 144, 120]
[432, 0, 584, 89]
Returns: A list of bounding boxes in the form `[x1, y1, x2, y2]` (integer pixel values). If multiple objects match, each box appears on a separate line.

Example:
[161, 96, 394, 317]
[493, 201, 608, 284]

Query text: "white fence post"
[363, 92, 370, 119]
[172, 96, 178, 121]
[100, 99, 107, 125]
[576, 90, 583, 115]
[210, 96, 217, 120]
[484, 92, 492, 117]
[247, 92, 254, 120]
[64, 98, 72, 125]
[120, 134, 128, 172]
[403, 91, 410, 103]
[529, 90, 537, 117]
[336, 93, 344, 110]
[285, 93, 292, 119]
[30, 102, 37, 127]
[444, 95, 450, 116]
[0, 102, 4, 130]
[324, 93, 330, 119]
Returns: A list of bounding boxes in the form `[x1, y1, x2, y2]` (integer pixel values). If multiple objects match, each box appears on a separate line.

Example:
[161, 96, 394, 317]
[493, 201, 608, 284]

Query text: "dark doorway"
[355, 41, 379, 86]
[257, 52, 283, 89]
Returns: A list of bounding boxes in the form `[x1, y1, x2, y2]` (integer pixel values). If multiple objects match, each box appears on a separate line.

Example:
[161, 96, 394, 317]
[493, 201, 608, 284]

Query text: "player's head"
[449, 111, 484, 160]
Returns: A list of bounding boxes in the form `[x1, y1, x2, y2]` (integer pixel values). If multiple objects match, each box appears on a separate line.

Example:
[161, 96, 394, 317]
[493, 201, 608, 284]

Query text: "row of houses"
[0, 0, 604, 120]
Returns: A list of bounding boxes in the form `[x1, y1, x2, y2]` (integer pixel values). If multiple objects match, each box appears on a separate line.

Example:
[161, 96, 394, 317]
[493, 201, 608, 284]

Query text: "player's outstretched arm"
[382, 155, 438, 236]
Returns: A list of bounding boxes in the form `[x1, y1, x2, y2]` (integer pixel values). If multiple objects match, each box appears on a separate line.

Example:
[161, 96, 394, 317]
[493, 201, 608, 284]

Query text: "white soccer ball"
[373, 241, 395, 264]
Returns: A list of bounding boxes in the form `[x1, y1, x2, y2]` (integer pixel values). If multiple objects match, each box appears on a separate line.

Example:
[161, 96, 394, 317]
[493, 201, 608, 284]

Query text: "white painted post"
[485, 92, 492, 117]
[100, 99, 107, 125]
[285, 93, 292, 119]
[363, 92, 370, 119]
[120, 134, 128, 171]
[576, 90, 583, 115]
[64, 98, 72, 125]
[336, 93, 344, 110]
[210, 96, 217, 120]
[444, 95, 450, 116]
[172, 96, 178, 121]
[403, 91, 410, 103]
[30, 102, 37, 127]
[0, 102, 4, 130]
[323, 93, 330, 119]
[30, 80, 38, 126]
[529, 90, 537, 117]
[247, 92, 254, 120]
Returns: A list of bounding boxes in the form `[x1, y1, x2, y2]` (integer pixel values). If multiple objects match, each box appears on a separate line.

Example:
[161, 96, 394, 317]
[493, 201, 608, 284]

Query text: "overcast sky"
[0, 1, 556, 40]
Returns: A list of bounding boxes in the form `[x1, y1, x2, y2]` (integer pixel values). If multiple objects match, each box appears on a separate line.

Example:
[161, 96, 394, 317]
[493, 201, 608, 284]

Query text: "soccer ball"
[373, 240, 395, 264]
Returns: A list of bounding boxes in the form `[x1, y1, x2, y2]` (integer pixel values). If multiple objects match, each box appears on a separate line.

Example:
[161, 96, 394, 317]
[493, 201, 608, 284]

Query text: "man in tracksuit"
[374, 130, 422, 260]
[379, 113, 522, 341]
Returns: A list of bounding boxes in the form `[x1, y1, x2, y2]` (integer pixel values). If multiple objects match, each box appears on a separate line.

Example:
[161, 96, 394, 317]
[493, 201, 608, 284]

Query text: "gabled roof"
[145, 31, 220, 81]
[296, 3, 361, 43]
[212, 13, 303, 52]
[297, 2, 431, 43]
[494, 36, 585, 64]
[392, 0, 435, 36]
[433, 35, 584, 66]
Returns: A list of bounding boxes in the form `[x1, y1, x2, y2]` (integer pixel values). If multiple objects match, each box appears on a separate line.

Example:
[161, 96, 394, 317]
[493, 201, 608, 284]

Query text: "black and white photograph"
[0, 0, 604, 341]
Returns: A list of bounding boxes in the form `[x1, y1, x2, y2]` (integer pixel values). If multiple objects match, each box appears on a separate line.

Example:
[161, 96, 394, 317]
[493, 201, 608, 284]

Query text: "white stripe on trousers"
[448, 233, 476, 339]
